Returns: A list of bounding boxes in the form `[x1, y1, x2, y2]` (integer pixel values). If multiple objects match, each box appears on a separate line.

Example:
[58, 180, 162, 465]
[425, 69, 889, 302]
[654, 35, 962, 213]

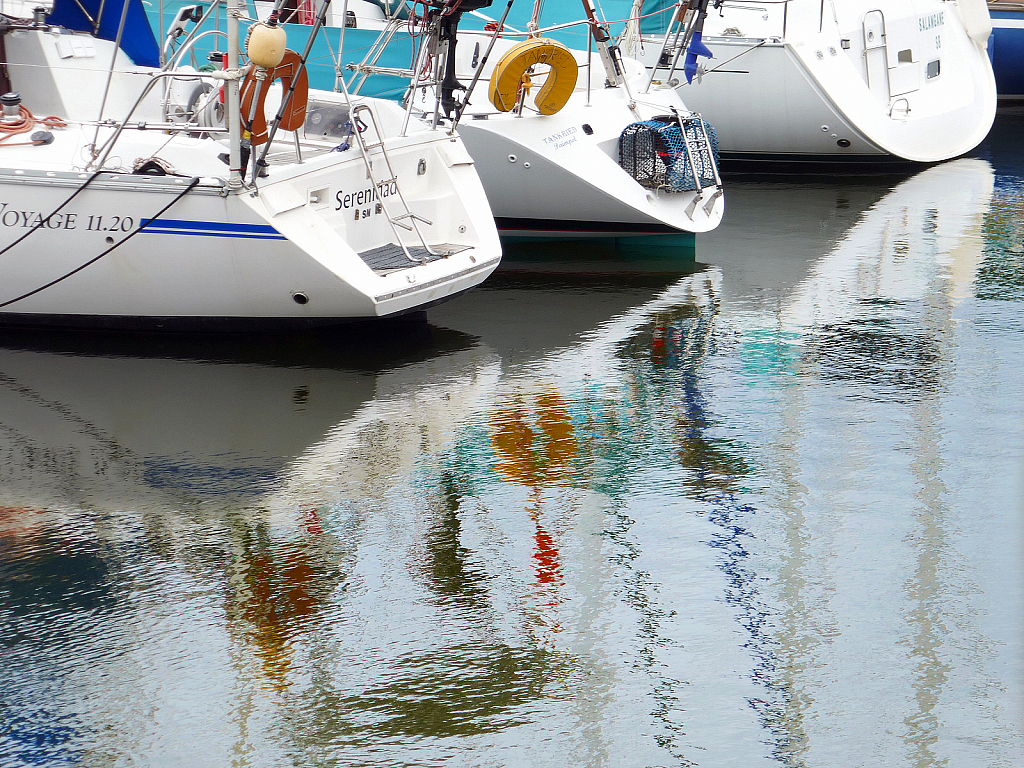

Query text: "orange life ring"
[239, 49, 309, 146]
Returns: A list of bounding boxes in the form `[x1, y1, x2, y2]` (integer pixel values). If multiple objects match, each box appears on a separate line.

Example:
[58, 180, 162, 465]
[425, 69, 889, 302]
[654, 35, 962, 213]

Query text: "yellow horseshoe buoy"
[488, 38, 578, 116]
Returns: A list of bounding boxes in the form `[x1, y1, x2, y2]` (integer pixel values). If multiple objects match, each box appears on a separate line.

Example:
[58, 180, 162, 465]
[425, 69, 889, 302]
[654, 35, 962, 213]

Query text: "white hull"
[399, 32, 725, 240]
[0, 10, 501, 329]
[635, 0, 997, 162]
[0, 130, 498, 328]
[455, 88, 722, 239]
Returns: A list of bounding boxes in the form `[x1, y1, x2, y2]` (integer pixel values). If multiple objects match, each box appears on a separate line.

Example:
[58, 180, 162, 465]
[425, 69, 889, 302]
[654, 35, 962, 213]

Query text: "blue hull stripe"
[140, 230, 288, 240]
[140, 218, 287, 240]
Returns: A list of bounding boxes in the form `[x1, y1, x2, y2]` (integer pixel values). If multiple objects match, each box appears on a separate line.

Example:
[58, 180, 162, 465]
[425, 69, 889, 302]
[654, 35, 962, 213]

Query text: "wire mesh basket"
[618, 116, 720, 192]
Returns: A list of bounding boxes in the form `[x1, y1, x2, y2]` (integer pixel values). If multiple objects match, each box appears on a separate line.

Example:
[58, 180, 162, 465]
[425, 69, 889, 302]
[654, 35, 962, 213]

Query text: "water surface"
[1, 117, 1022, 768]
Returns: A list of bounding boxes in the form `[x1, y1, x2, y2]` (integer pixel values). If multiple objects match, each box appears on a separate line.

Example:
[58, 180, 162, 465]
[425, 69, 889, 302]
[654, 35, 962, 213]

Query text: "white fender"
[246, 22, 288, 68]
[956, 0, 993, 48]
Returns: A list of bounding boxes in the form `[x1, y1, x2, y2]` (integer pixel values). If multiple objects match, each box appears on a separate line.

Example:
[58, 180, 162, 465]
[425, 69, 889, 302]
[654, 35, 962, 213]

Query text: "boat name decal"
[335, 179, 399, 211]
[541, 126, 578, 150]
[0, 203, 79, 230]
[919, 12, 944, 31]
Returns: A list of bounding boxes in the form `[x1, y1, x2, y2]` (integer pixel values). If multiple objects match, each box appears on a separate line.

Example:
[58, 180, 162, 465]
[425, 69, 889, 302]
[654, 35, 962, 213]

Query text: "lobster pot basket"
[618, 117, 720, 192]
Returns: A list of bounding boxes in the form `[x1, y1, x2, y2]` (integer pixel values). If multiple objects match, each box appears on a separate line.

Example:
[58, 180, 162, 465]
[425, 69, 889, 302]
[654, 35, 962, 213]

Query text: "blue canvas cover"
[47, 0, 160, 67]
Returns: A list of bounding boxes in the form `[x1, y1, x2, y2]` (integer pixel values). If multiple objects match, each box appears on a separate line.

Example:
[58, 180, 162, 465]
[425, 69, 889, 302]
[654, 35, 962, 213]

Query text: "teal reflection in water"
[976, 178, 1024, 301]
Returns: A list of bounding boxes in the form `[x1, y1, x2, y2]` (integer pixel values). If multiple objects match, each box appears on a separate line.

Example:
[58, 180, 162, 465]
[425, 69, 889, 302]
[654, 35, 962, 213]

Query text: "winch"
[1, 93, 22, 125]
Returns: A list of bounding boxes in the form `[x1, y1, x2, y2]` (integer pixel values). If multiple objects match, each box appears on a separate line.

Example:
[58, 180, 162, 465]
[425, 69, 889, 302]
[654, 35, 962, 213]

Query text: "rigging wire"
[0, 177, 201, 309]
[0, 169, 104, 260]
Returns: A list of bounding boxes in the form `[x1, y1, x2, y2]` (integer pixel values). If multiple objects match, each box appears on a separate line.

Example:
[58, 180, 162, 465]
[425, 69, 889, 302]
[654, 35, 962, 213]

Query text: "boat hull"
[635, 0, 997, 163]
[0, 132, 500, 329]
[453, 109, 721, 242]
[646, 41, 889, 160]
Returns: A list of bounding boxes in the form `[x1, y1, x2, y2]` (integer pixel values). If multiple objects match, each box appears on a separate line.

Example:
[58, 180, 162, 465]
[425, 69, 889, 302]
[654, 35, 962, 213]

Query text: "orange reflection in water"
[0, 506, 47, 540]
[227, 509, 327, 691]
[491, 391, 578, 644]
[491, 392, 579, 487]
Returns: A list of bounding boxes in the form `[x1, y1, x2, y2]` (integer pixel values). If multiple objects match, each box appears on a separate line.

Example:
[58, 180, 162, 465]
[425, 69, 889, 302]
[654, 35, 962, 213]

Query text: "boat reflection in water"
[2, 156, 1022, 766]
[0, 322, 503, 763]
[427, 156, 1019, 766]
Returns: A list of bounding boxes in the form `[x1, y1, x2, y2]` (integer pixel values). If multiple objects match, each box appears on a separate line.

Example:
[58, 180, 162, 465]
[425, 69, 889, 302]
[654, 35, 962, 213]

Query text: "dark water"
[1, 116, 1022, 767]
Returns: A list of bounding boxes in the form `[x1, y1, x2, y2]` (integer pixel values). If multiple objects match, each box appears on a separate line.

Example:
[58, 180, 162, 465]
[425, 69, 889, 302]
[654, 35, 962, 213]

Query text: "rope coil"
[0, 106, 67, 147]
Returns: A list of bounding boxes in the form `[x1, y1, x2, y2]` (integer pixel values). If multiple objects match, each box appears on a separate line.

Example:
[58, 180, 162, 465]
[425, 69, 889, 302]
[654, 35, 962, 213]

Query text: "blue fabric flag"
[683, 31, 714, 84]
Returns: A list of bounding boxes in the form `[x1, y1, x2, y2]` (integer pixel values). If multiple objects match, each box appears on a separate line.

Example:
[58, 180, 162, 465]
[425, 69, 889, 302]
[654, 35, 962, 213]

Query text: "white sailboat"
[408, 24, 725, 242]
[284, 0, 726, 244]
[625, 0, 997, 167]
[0, 0, 500, 330]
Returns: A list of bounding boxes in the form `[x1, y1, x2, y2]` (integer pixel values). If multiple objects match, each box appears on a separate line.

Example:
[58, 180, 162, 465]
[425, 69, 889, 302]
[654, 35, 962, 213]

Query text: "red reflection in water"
[0, 506, 48, 542]
[532, 518, 562, 588]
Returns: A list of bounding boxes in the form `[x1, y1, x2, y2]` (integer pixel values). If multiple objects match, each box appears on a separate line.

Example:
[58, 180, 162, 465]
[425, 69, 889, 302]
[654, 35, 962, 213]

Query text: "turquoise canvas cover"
[639, 0, 678, 35]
